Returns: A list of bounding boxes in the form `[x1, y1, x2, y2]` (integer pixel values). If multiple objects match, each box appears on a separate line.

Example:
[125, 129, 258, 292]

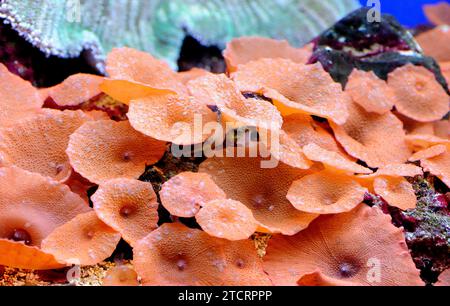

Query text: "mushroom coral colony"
[0, 26, 449, 286]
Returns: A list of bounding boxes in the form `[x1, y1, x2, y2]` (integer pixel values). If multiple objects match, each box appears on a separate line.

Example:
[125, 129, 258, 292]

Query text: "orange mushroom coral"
[43, 73, 104, 107]
[41, 211, 121, 266]
[303, 143, 372, 174]
[287, 170, 367, 214]
[103, 265, 140, 286]
[409, 145, 448, 162]
[405, 133, 450, 151]
[416, 26, 450, 62]
[262, 113, 343, 169]
[331, 101, 411, 168]
[0, 110, 90, 182]
[133, 223, 271, 286]
[127, 92, 217, 145]
[92, 178, 159, 246]
[101, 47, 185, 104]
[199, 156, 319, 235]
[67, 120, 166, 184]
[188, 74, 282, 130]
[345, 69, 395, 114]
[263, 205, 423, 286]
[196, 199, 258, 241]
[0, 63, 42, 127]
[423, 2, 450, 26]
[436, 269, 450, 286]
[160, 172, 226, 218]
[177, 68, 211, 85]
[0, 167, 90, 269]
[356, 164, 422, 211]
[441, 62, 450, 89]
[420, 149, 450, 188]
[0, 240, 63, 270]
[232, 59, 350, 124]
[388, 64, 449, 122]
[223, 37, 311, 73]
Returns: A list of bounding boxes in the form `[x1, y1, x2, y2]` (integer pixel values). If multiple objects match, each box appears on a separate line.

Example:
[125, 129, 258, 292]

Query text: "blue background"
[359, 0, 448, 27]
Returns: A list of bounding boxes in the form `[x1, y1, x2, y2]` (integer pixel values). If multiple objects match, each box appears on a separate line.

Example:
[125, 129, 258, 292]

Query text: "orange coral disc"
[303, 143, 372, 174]
[196, 199, 258, 241]
[43, 74, 104, 107]
[287, 170, 367, 214]
[345, 70, 395, 114]
[65, 171, 96, 203]
[0, 64, 42, 127]
[224, 37, 311, 73]
[297, 269, 356, 286]
[67, 120, 166, 184]
[103, 265, 140, 286]
[424, 2, 450, 25]
[101, 47, 186, 103]
[128, 92, 217, 145]
[232, 59, 350, 124]
[263, 205, 423, 286]
[265, 129, 313, 169]
[188, 74, 283, 130]
[92, 178, 159, 246]
[421, 150, 450, 187]
[436, 269, 450, 286]
[160, 172, 226, 218]
[416, 26, 450, 62]
[177, 68, 211, 85]
[373, 164, 424, 178]
[331, 101, 411, 168]
[199, 157, 319, 235]
[41, 211, 121, 266]
[409, 145, 447, 162]
[0, 167, 90, 251]
[133, 223, 271, 286]
[263, 113, 341, 169]
[0, 239, 64, 270]
[0, 110, 90, 182]
[406, 133, 450, 151]
[388, 64, 449, 122]
[373, 177, 417, 210]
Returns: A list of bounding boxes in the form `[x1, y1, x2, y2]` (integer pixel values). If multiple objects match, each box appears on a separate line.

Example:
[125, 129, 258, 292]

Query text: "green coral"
[0, 0, 359, 69]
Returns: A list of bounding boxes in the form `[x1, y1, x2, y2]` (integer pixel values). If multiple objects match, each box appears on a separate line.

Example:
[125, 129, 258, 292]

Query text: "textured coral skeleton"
[0, 0, 359, 69]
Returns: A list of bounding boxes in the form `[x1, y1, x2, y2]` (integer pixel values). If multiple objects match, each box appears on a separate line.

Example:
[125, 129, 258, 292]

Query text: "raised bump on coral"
[67, 120, 166, 184]
[92, 178, 159, 247]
